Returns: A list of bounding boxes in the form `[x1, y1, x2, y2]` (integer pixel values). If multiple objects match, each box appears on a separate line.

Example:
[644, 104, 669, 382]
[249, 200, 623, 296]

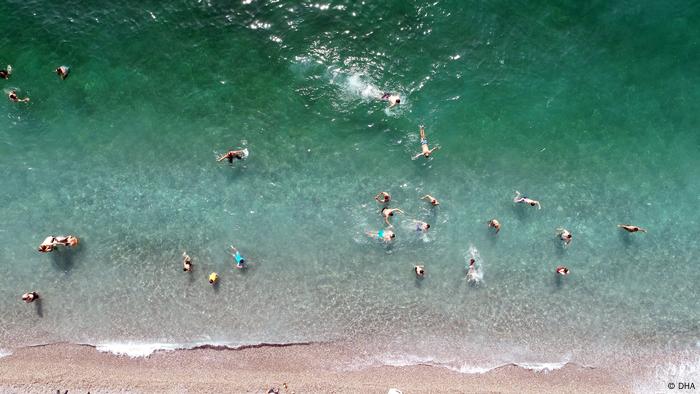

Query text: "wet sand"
[0, 342, 629, 393]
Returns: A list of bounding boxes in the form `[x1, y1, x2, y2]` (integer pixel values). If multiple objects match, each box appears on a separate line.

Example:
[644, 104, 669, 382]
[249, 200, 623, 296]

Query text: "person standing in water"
[380, 92, 400, 108]
[556, 228, 572, 246]
[381, 207, 404, 226]
[55, 65, 70, 80]
[8, 90, 29, 102]
[375, 191, 391, 204]
[22, 292, 39, 303]
[487, 219, 501, 233]
[414, 265, 425, 278]
[182, 251, 192, 272]
[0, 65, 12, 79]
[618, 224, 646, 233]
[229, 245, 247, 269]
[412, 125, 440, 160]
[367, 229, 395, 243]
[217, 148, 248, 164]
[420, 194, 440, 206]
[513, 191, 541, 209]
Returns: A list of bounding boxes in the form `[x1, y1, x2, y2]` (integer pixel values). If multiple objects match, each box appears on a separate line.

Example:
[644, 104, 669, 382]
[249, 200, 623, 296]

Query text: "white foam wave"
[95, 342, 188, 357]
[375, 354, 568, 375]
[0, 349, 12, 358]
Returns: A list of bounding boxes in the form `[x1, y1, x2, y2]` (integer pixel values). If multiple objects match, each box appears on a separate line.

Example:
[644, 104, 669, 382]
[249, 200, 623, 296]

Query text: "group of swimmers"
[180, 245, 248, 286]
[2, 64, 70, 103]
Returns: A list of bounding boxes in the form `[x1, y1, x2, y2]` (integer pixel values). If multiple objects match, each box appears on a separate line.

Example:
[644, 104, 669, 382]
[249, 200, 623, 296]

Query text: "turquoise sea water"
[1, 0, 698, 381]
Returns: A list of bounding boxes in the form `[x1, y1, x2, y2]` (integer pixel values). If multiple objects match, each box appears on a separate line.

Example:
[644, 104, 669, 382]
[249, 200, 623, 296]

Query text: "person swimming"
[38, 235, 79, 252]
[55, 65, 70, 80]
[414, 265, 425, 278]
[0, 65, 12, 79]
[513, 191, 541, 209]
[412, 125, 440, 160]
[466, 258, 478, 283]
[208, 272, 219, 284]
[217, 148, 248, 164]
[556, 228, 572, 246]
[414, 220, 430, 232]
[229, 245, 247, 269]
[182, 251, 192, 272]
[8, 90, 29, 103]
[367, 229, 395, 243]
[381, 207, 404, 226]
[375, 191, 391, 204]
[618, 224, 646, 233]
[22, 291, 39, 303]
[420, 194, 440, 206]
[380, 92, 401, 108]
[487, 219, 501, 233]
[556, 266, 570, 276]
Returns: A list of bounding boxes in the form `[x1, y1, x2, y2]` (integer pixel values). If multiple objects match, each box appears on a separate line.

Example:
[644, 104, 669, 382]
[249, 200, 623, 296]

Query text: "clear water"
[1, 0, 698, 375]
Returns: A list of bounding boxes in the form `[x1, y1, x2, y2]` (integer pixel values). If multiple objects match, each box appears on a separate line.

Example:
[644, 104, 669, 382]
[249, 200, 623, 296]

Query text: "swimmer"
[217, 149, 248, 164]
[513, 191, 541, 209]
[22, 291, 39, 303]
[556, 228, 572, 245]
[414, 265, 425, 278]
[618, 224, 647, 233]
[182, 251, 192, 272]
[208, 272, 219, 284]
[381, 207, 404, 226]
[8, 90, 29, 103]
[413, 220, 430, 232]
[556, 266, 570, 276]
[487, 219, 501, 233]
[466, 258, 478, 282]
[54, 235, 79, 247]
[374, 191, 391, 204]
[0, 65, 12, 79]
[412, 125, 440, 160]
[366, 229, 395, 243]
[229, 245, 247, 269]
[38, 236, 57, 252]
[420, 194, 440, 206]
[55, 65, 70, 80]
[380, 92, 401, 108]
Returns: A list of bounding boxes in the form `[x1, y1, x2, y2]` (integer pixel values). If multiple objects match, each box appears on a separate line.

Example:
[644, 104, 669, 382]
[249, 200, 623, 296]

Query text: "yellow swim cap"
[208, 272, 219, 284]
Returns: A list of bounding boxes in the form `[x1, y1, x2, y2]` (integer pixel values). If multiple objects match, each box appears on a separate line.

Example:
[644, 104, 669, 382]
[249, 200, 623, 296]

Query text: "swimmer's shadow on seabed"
[618, 230, 634, 247]
[50, 245, 83, 273]
[34, 299, 43, 317]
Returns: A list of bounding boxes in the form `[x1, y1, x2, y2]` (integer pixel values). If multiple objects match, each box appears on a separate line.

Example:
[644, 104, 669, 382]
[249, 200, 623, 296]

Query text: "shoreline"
[0, 342, 630, 393]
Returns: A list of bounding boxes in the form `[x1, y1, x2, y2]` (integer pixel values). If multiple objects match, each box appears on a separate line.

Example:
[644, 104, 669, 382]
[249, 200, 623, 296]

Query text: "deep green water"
[1, 0, 698, 378]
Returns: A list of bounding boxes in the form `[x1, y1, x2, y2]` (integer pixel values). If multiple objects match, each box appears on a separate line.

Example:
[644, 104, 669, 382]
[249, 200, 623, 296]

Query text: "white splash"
[95, 342, 183, 358]
[465, 245, 484, 284]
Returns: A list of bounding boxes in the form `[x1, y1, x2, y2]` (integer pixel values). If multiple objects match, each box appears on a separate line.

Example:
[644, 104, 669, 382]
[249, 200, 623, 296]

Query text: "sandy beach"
[0, 343, 629, 393]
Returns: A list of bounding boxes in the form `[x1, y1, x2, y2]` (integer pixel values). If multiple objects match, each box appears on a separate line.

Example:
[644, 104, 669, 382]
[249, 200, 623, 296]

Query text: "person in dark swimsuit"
[8, 90, 29, 102]
[381, 207, 404, 226]
[217, 149, 247, 164]
[414, 265, 425, 277]
[22, 292, 39, 303]
[618, 224, 646, 233]
[55, 65, 70, 80]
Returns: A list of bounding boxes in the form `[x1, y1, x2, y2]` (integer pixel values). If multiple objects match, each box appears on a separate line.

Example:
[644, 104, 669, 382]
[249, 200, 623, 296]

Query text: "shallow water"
[1, 0, 698, 378]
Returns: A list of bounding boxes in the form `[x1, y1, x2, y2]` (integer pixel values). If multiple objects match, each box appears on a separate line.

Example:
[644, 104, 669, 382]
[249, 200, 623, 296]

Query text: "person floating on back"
[556, 228, 573, 246]
[229, 245, 247, 269]
[217, 148, 248, 164]
[0, 65, 12, 79]
[487, 219, 501, 233]
[618, 224, 646, 233]
[367, 229, 395, 243]
[182, 251, 192, 272]
[374, 191, 391, 204]
[412, 125, 440, 160]
[556, 266, 570, 276]
[381, 207, 404, 226]
[420, 194, 440, 206]
[513, 191, 541, 209]
[38, 235, 79, 252]
[55, 65, 70, 80]
[8, 90, 29, 103]
[22, 291, 39, 303]
[380, 92, 400, 108]
[414, 265, 425, 278]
